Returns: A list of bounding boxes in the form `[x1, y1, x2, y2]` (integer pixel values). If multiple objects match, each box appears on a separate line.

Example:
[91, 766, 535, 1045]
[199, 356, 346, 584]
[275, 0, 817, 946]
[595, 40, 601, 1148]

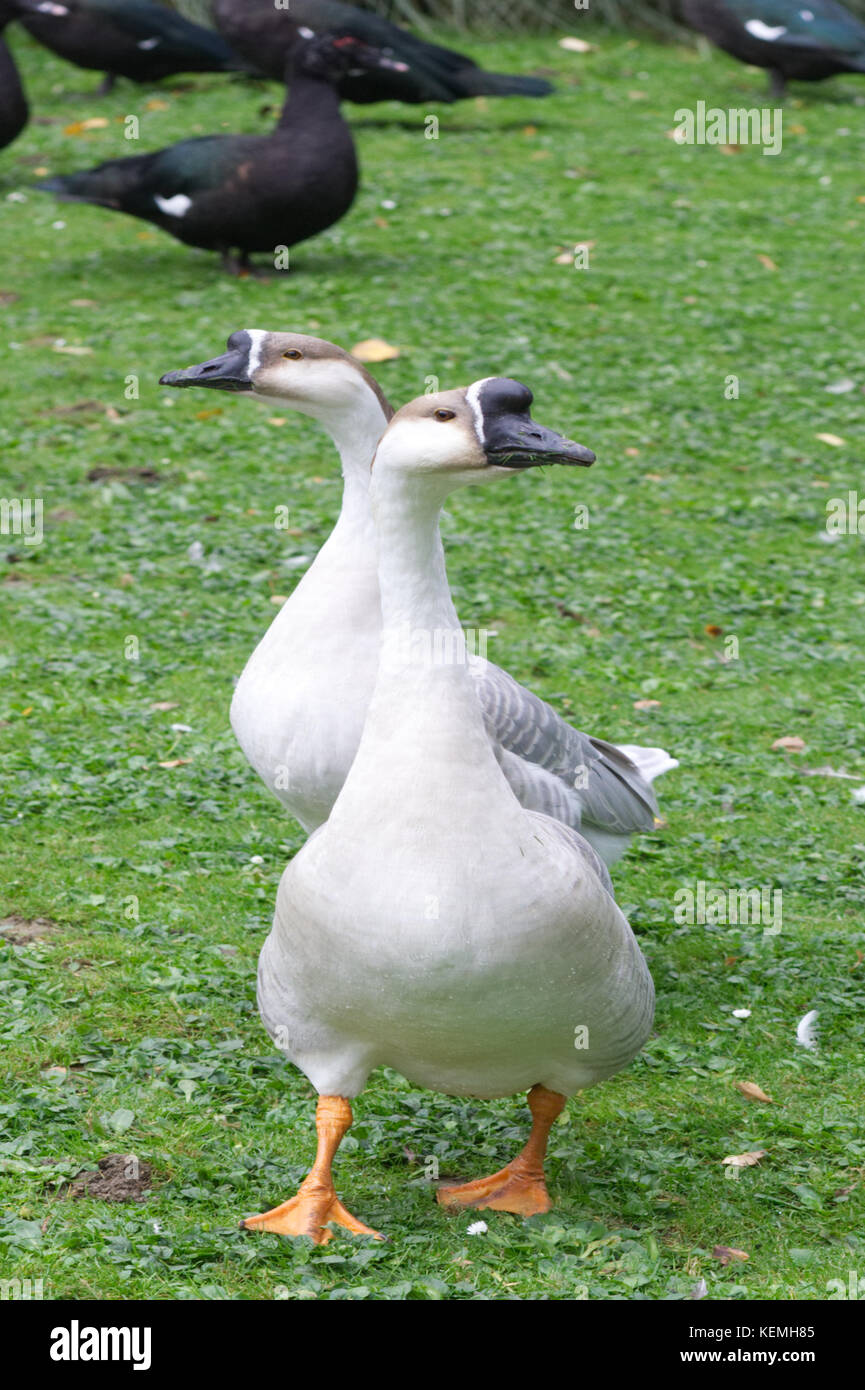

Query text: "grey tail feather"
[454, 71, 554, 98]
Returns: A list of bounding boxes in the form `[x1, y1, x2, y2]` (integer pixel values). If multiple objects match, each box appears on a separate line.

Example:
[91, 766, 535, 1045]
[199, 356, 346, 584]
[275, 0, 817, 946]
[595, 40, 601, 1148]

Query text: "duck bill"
[485, 419, 595, 469]
[159, 348, 252, 393]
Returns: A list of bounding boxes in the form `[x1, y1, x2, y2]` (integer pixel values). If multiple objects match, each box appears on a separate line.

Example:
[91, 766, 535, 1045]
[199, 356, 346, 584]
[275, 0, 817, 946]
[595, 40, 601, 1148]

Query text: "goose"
[240, 378, 654, 1243]
[160, 330, 677, 865]
[19, 0, 244, 95]
[682, 0, 865, 98]
[210, 0, 553, 104]
[38, 32, 406, 273]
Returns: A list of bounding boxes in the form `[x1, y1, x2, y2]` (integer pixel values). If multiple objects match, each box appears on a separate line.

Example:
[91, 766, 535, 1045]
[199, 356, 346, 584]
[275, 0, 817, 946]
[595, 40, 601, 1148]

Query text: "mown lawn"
[1, 25, 864, 1301]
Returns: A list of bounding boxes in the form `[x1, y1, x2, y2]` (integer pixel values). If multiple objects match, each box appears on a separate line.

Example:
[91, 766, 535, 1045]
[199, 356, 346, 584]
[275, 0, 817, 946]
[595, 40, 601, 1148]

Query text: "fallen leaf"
[266, 417, 287, 426]
[158, 758, 191, 769]
[350, 338, 400, 363]
[722, 1150, 767, 1168]
[816, 432, 845, 447]
[736, 1080, 773, 1104]
[270, 595, 288, 605]
[705, 624, 723, 637]
[772, 735, 805, 752]
[194, 408, 222, 420]
[64, 117, 109, 134]
[757, 254, 777, 270]
[720, 144, 742, 155]
[145, 99, 169, 111]
[634, 698, 661, 710]
[522, 125, 538, 136]
[625, 447, 640, 457]
[53, 344, 93, 356]
[149, 701, 178, 712]
[713, 1246, 749, 1266]
[558, 36, 595, 52]
[554, 251, 573, 265]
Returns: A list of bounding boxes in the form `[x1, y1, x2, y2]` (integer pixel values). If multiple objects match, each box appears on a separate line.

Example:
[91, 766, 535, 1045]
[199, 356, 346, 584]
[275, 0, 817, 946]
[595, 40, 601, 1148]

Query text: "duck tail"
[38, 157, 149, 209]
[614, 744, 679, 784]
[453, 69, 554, 98]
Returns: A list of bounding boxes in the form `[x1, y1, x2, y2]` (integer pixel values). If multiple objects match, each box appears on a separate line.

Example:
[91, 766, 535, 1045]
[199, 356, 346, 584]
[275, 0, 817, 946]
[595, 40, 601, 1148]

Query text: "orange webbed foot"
[242, 1179, 384, 1244]
[436, 1161, 551, 1217]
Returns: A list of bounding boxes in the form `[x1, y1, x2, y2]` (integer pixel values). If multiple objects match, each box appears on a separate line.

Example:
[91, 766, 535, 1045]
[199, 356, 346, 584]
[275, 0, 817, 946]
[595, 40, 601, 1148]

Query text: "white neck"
[295, 386, 387, 557]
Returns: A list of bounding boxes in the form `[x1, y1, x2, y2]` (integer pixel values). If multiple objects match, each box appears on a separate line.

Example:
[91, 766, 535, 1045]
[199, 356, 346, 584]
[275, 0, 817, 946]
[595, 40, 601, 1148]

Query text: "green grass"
[1, 28, 864, 1301]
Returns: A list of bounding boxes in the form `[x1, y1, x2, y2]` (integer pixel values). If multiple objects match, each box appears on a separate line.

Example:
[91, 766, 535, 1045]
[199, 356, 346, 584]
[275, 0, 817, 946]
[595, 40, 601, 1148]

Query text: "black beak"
[485, 415, 595, 469]
[159, 342, 252, 394]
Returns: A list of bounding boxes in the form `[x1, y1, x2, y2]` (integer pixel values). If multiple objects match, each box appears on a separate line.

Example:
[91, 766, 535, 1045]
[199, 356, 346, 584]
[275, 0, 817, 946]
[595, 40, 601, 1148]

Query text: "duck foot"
[219, 250, 274, 278]
[240, 1094, 383, 1244]
[436, 1084, 566, 1218]
[242, 1178, 383, 1245]
[437, 1160, 552, 1216]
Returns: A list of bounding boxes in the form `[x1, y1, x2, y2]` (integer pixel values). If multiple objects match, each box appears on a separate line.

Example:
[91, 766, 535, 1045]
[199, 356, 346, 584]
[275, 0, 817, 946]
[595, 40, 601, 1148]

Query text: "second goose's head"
[160, 329, 394, 437]
[372, 377, 595, 496]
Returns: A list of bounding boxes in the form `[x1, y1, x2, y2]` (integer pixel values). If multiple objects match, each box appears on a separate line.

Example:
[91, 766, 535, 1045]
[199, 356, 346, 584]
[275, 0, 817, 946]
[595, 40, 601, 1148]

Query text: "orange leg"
[436, 1085, 566, 1217]
[241, 1095, 383, 1245]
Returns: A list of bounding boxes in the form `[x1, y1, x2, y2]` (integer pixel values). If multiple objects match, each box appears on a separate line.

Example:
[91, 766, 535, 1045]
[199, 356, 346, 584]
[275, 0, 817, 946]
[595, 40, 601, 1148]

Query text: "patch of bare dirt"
[0, 915, 60, 945]
[63, 1154, 152, 1203]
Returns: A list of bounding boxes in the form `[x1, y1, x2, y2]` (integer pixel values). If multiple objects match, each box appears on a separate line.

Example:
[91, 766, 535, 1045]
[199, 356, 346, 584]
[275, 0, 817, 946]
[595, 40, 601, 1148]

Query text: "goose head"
[159, 329, 393, 435]
[372, 377, 595, 495]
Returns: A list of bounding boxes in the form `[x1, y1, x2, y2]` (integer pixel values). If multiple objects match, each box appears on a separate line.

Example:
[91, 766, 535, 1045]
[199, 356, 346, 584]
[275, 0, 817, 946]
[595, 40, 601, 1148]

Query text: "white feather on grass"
[796, 1009, 819, 1050]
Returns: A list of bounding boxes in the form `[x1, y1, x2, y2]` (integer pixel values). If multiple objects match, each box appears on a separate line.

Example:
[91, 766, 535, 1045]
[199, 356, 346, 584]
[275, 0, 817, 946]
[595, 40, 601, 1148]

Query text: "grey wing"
[473, 659, 658, 836]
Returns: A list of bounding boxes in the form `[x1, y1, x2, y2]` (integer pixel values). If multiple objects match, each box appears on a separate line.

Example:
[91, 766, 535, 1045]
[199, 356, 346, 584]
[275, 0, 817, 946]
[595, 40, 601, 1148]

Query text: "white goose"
[161, 331, 676, 862]
[239, 378, 655, 1242]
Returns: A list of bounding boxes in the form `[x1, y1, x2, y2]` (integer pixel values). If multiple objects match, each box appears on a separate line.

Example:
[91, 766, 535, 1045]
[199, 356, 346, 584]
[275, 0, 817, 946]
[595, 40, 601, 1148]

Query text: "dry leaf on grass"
[634, 698, 661, 710]
[772, 735, 805, 752]
[63, 117, 109, 135]
[722, 1150, 767, 1168]
[816, 432, 845, 446]
[158, 758, 191, 769]
[736, 1080, 773, 1104]
[558, 36, 595, 52]
[149, 701, 178, 712]
[712, 1246, 749, 1266]
[350, 338, 400, 362]
[757, 254, 777, 270]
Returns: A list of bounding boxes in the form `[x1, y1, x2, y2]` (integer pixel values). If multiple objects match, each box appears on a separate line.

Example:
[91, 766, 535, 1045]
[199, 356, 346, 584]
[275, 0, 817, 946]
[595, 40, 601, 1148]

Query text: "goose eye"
[433, 408, 456, 422]
[282, 349, 303, 360]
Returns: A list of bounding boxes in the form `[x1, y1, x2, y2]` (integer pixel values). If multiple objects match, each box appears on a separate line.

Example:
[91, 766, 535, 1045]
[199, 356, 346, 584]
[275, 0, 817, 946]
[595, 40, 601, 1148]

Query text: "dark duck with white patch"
[20, 0, 243, 93]
[211, 0, 553, 103]
[683, 0, 865, 98]
[38, 32, 404, 273]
